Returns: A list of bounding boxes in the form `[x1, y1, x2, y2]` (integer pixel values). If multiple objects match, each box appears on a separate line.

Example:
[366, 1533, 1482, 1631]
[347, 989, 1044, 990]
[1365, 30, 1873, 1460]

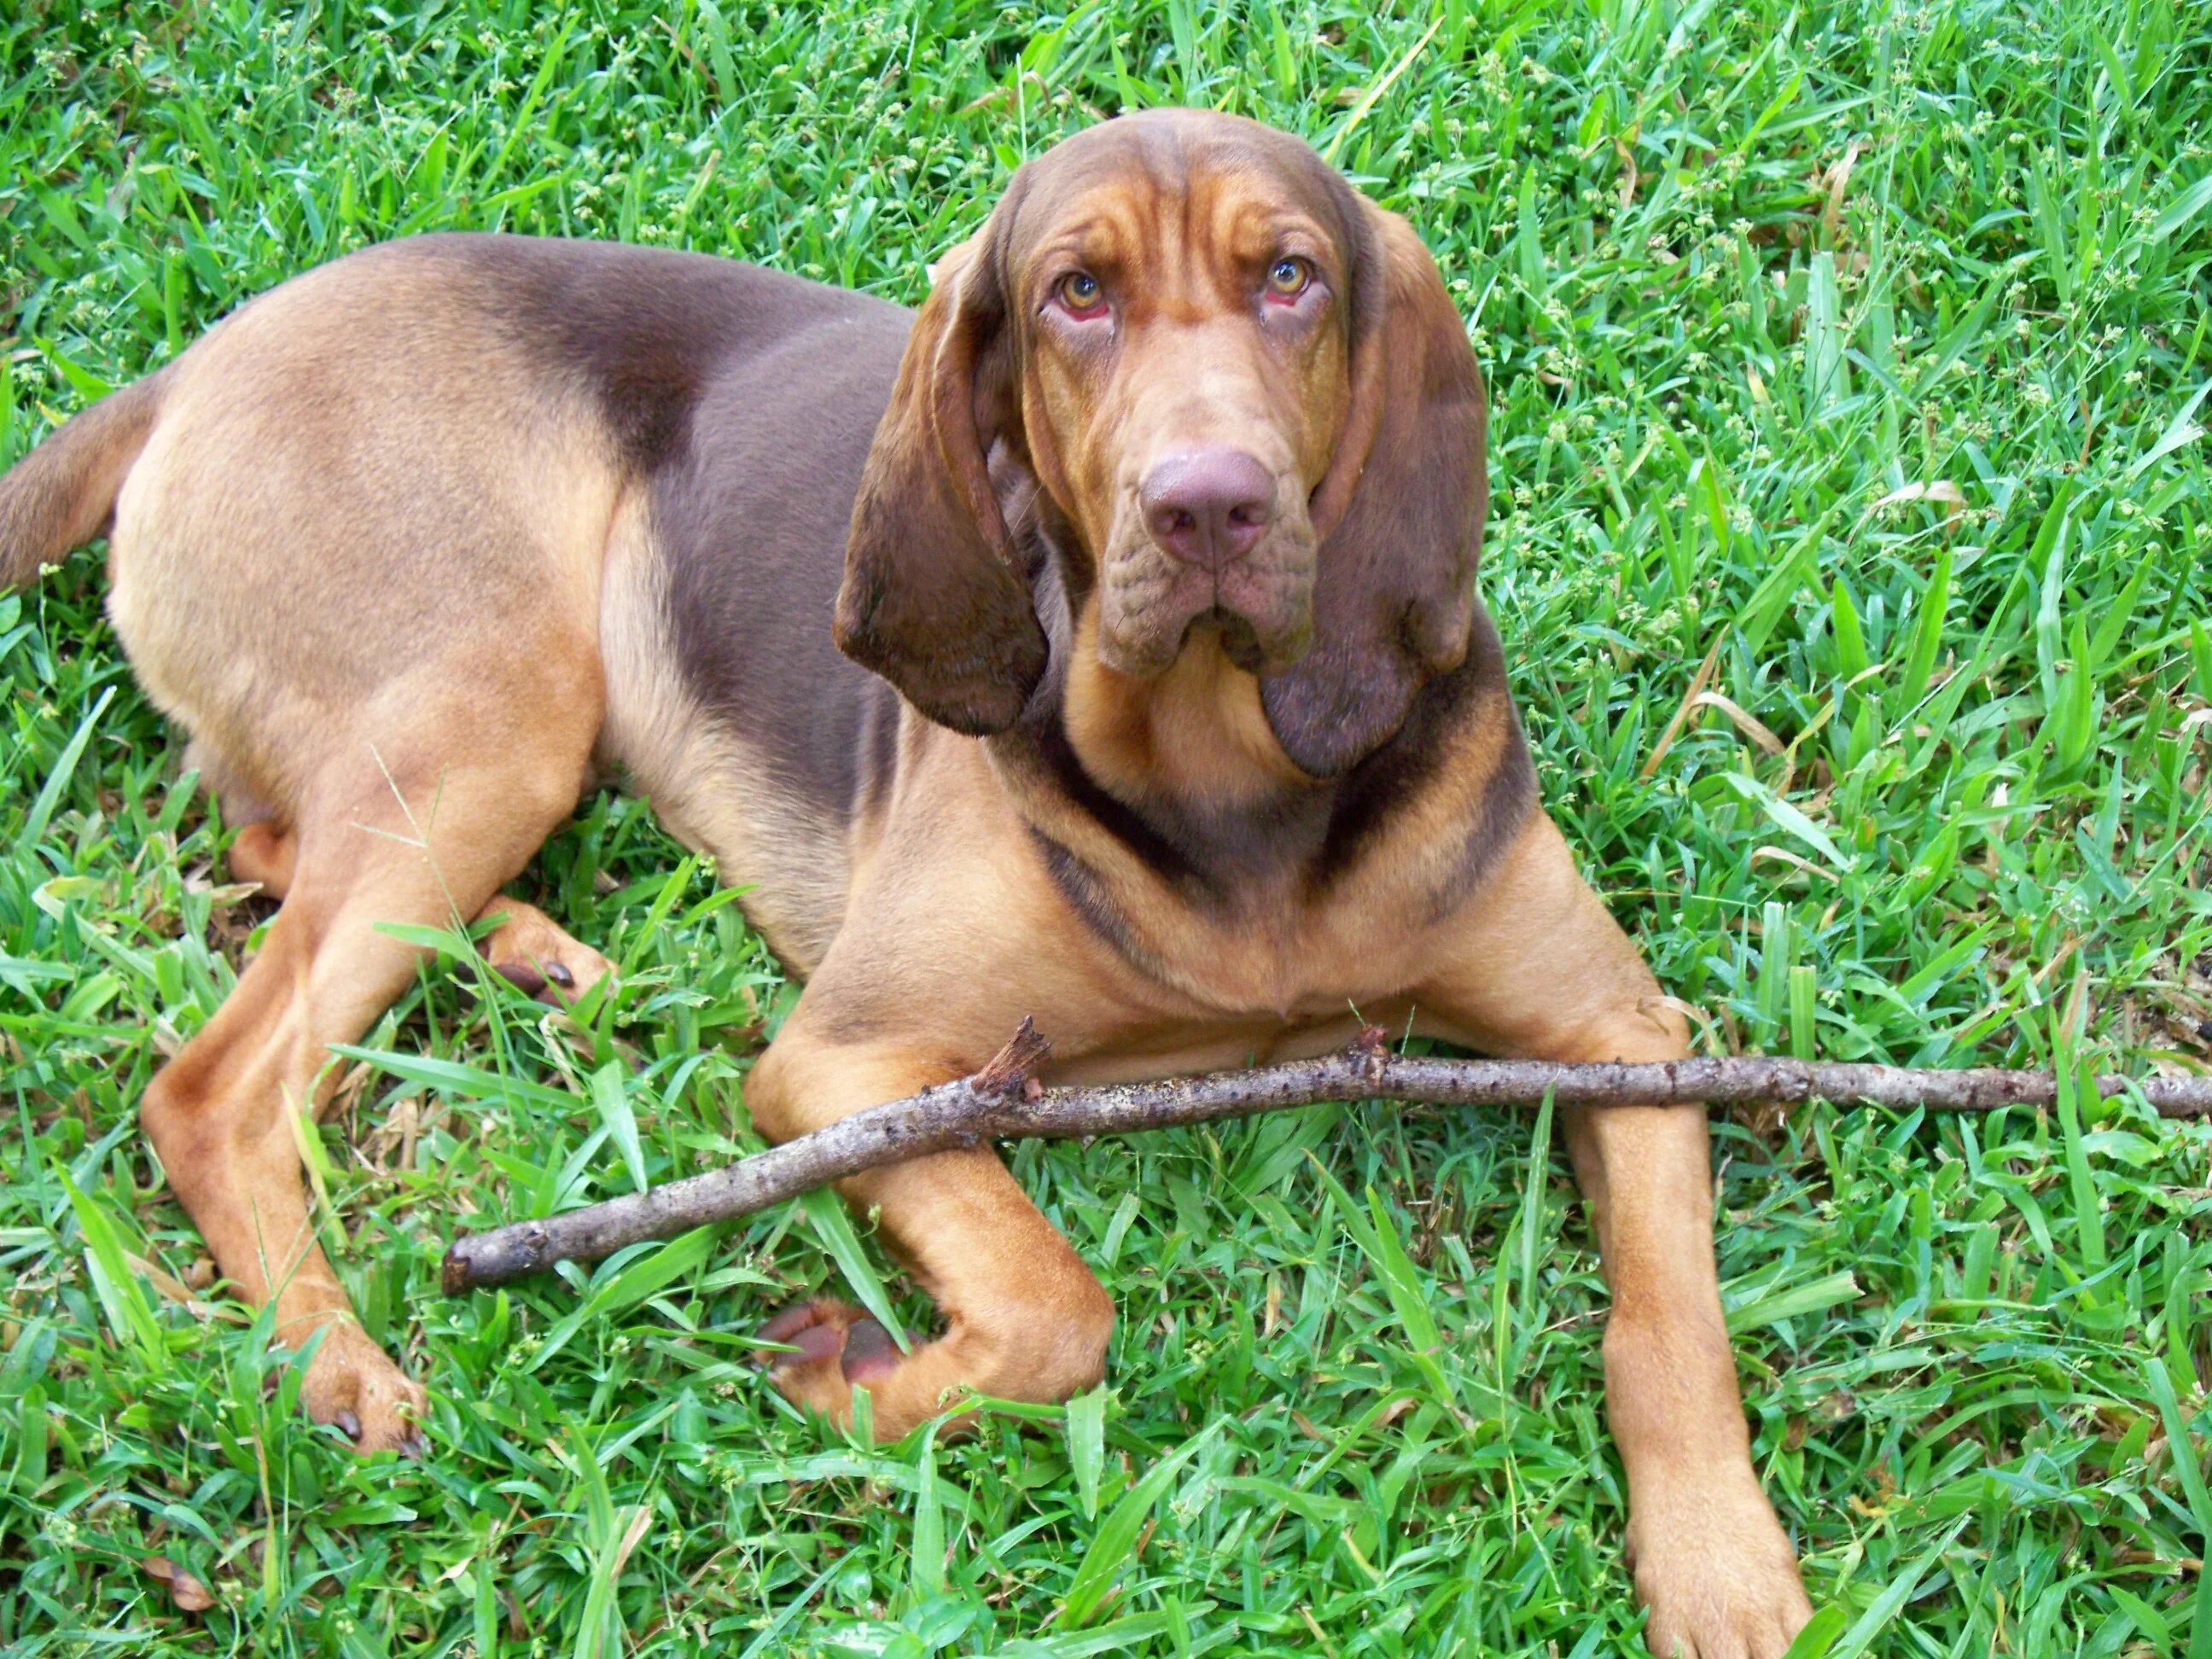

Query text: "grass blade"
[1067, 1385, 1108, 1521]
[1060, 1427, 1213, 1627]
[909, 1423, 945, 1598]
[531, 1225, 722, 1373]
[56, 1173, 162, 1364]
[1830, 1517, 1970, 1658]
[798, 1188, 909, 1353]
[17, 685, 114, 853]
[591, 1060, 648, 1195]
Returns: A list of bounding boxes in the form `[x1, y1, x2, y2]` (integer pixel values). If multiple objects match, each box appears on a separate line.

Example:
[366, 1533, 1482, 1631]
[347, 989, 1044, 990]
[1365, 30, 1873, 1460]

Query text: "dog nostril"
[1139, 448, 1278, 568]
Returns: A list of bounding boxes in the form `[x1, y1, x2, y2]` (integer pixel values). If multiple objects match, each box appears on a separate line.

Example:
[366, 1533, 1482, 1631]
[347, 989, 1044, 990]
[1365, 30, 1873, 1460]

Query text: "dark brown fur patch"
[1312, 611, 1534, 901]
[467, 234, 888, 471]
[647, 308, 914, 821]
[400, 234, 913, 826]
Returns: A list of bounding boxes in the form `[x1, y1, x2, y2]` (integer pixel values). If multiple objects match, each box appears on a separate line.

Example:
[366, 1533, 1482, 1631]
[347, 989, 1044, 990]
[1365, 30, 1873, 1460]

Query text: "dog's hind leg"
[142, 678, 599, 1451]
[221, 822, 609, 1004]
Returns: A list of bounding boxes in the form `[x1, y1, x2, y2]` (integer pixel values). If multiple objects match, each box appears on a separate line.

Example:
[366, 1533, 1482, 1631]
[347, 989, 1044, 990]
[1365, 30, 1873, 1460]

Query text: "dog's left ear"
[1260, 200, 1487, 777]
[836, 208, 1047, 736]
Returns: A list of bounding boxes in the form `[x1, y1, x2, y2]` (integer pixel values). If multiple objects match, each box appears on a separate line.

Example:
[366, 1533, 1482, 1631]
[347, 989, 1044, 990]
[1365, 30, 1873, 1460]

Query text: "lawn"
[4, 0, 2211, 1654]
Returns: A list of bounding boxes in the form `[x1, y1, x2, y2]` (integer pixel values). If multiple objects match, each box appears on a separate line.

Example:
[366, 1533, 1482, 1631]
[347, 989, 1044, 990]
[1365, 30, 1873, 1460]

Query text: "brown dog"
[1, 110, 1809, 1654]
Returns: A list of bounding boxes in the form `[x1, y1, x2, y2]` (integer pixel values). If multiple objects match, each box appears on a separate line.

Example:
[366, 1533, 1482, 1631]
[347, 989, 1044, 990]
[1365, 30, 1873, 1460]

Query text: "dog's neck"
[1061, 601, 1312, 810]
[983, 520, 1523, 934]
[1009, 492, 1319, 816]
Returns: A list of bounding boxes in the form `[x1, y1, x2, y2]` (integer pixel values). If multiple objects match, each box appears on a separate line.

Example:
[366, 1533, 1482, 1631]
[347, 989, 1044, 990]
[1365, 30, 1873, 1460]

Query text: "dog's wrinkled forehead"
[998, 110, 1366, 291]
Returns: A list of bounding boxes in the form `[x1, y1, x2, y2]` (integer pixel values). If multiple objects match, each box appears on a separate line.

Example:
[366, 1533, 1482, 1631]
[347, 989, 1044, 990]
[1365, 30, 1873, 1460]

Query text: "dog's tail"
[0, 368, 169, 587]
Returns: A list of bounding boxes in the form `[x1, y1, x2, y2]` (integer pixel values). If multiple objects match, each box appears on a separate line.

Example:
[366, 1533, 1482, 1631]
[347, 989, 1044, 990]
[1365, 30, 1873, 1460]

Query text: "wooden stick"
[441, 1020, 2212, 1293]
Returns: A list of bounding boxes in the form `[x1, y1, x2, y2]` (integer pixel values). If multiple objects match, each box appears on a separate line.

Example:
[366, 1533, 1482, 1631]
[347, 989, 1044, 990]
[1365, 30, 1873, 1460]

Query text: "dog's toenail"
[335, 1409, 361, 1439]
[400, 1431, 427, 1459]
[546, 961, 574, 988]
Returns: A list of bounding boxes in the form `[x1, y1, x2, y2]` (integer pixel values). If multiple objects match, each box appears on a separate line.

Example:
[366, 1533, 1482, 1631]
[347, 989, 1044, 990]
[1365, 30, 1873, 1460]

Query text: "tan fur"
[1062, 605, 1309, 804]
[108, 249, 616, 830]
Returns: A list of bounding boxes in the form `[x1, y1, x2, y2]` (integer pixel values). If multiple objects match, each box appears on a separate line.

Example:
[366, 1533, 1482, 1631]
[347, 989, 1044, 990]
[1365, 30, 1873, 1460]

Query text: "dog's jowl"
[0, 109, 1811, 1656]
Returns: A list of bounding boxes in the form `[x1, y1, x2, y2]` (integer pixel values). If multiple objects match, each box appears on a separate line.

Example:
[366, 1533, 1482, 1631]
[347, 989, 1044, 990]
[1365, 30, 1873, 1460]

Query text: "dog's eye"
[1266, 258, 1311, 299]
[1056, 271, 1106, 315]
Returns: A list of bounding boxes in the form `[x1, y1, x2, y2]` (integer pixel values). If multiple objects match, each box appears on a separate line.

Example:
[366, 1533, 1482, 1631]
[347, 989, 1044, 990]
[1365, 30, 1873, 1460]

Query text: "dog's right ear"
[836, 223, 1047, 736]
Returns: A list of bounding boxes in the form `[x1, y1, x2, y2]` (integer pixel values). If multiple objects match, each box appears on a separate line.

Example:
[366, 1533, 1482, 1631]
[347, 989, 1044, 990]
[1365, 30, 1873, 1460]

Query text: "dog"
[0, 109, 1810, 1655]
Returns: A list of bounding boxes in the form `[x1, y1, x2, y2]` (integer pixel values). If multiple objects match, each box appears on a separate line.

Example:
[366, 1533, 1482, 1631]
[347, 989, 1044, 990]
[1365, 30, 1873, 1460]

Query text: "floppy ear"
[1260, 201, 1488, 777]
[835, 223, 1048, 735]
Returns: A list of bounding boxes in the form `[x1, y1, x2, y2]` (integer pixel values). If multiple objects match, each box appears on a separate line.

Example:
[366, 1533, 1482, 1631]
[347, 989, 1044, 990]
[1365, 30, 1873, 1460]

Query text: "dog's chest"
[1097, 869, 1453, 1027]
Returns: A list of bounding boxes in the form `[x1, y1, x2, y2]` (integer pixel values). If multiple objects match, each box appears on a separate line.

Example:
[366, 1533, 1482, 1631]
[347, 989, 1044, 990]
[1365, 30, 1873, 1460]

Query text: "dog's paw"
[299, 1322, 427, 1457]
[1628, 1478, 1811, 1658]
[754, 1298, 901, 1423]
[480, 902, 614, 1005]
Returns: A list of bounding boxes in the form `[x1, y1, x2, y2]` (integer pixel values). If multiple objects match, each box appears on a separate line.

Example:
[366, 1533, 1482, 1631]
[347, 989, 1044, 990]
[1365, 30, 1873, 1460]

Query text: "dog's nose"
[1139, 448, 1276, 569]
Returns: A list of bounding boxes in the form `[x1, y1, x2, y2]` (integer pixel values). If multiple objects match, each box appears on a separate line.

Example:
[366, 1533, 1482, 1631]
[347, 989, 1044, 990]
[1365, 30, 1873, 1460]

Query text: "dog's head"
[836, 108, 1486, 777]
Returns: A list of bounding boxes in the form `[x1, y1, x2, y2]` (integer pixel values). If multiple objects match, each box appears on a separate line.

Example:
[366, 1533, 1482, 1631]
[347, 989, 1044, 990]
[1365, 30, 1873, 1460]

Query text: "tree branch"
[441, 1021, 2212, 1293]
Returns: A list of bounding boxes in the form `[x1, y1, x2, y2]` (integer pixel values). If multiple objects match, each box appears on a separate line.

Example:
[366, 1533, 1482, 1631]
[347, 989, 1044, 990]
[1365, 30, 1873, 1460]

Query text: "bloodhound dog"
[1, 110, 1810, 1654]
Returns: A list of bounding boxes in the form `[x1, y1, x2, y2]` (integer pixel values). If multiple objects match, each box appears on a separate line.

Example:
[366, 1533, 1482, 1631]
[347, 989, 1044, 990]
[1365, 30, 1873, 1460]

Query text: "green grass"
[3, 0, 2211, 1653]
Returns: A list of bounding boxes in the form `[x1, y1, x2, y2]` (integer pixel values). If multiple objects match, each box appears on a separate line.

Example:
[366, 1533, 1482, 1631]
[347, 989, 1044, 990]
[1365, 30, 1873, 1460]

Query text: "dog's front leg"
[742, 1018, 1115, 1441]
[1419, 813, 1812, 1657]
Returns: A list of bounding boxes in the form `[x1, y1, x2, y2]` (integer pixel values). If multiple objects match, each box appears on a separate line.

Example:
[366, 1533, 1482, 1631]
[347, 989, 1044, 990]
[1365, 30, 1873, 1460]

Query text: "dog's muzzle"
[1097, 447, 1315, 676]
